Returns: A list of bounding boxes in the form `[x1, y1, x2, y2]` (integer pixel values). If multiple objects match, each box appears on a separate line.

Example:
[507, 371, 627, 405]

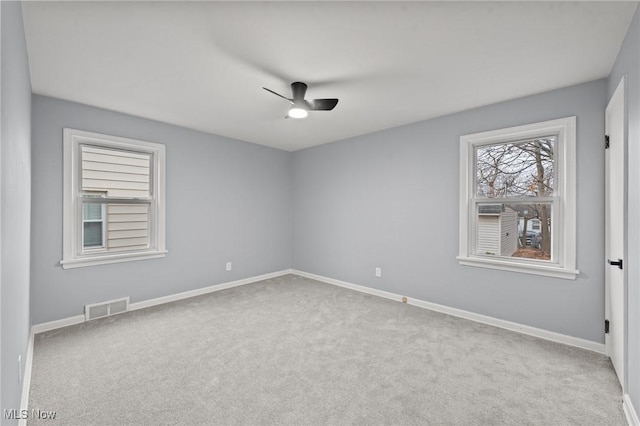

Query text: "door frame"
[605, 75, 628, 390]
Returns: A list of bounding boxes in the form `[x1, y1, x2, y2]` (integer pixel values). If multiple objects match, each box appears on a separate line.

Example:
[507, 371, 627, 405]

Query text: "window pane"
[83, 222, 103, 247]
[81, 201, 150, 252]
[475, 203, 552, 261]
[83, 202, 103, 221]
[81, 145, 151, 198]
[83, 202, 104, 248]
[475, 137, 555, 198]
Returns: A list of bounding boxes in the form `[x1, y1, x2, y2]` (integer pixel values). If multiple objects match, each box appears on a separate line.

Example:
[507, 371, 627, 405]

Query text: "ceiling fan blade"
[262, 87, 292, 102]
[291, 82, 308, 100]
[308, 98, 339, 111]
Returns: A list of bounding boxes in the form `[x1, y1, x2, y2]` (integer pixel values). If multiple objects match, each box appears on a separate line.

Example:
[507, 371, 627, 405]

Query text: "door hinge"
[605, 135, 610, 149]
[605, 319, 610, 334]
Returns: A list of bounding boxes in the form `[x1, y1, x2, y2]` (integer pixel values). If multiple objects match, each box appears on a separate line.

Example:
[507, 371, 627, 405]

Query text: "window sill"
[61, 250, 167, 269]
[457, 256, 579, 280]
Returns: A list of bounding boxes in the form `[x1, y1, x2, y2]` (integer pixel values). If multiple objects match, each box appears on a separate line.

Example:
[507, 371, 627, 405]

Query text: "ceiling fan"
[263, 82, 339, 119]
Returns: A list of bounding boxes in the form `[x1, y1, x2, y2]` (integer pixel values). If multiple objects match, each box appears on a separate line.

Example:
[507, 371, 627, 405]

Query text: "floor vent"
[85, 297, 130, 321]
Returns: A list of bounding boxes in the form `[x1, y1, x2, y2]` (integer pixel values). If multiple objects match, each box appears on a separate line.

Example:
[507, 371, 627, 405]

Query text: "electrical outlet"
[226, 262, 232, 271]
[375, 267, 381, 277]
[402, 296, 408, 304]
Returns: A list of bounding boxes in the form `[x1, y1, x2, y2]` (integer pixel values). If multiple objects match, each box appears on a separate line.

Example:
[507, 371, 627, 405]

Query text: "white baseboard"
[293, 269, 404, 302]
[19, 331, 35, 426]
[31, 314, 86, 334]
[128, 269, 292, 311]
[31, 269, 293, 334]
[625, 394, 640, 426]
[292, 269, 606, 354]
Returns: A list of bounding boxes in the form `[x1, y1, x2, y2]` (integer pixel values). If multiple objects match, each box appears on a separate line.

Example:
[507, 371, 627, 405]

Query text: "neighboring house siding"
[81, 145, 150, 198]
[81, 145, 151, 251]
[501, 208, 518, 256]
[477, 215, 500, 255]
[107, 204, 149, 251]
[476, 208, 518, 257]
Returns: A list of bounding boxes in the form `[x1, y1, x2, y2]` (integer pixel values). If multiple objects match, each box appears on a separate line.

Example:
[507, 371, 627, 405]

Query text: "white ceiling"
[22, 1, 638, 152]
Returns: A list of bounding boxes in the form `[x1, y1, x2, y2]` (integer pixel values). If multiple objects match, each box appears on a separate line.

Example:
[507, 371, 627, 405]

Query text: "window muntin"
[458, 117, 577, 279]
[63, 129, 166, 269]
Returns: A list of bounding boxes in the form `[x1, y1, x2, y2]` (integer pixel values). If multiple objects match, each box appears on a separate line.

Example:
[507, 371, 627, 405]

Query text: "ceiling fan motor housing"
[291, 82, 308, 100]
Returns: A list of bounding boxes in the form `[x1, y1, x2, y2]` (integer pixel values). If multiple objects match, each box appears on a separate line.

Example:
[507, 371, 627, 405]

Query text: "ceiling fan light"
[288, 107, 308, 119]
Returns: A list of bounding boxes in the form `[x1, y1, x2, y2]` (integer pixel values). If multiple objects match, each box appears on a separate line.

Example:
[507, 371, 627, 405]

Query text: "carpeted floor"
[27, 274, 624, 425]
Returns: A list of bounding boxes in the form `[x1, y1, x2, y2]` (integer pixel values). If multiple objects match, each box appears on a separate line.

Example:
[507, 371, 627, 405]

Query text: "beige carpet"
[27, 274, 624, 425]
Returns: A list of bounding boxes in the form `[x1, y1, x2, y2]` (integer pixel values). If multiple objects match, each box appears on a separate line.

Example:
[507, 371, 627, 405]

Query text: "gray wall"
[31, 95, 292, 324]
[1, 1, 32, 421]
[293, 79, 606, 343]
[608, 6, 640, 415]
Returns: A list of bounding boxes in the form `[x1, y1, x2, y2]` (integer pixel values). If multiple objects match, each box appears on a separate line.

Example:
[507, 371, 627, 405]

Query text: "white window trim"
[457, 117, 578, 280]
[62, 128, 167, 269]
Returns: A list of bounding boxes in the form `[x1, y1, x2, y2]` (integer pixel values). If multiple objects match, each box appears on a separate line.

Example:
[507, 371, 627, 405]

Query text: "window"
[82, 201, 105, 248]
[62, 129, 166, 269]
[458, 117, 578, 279]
